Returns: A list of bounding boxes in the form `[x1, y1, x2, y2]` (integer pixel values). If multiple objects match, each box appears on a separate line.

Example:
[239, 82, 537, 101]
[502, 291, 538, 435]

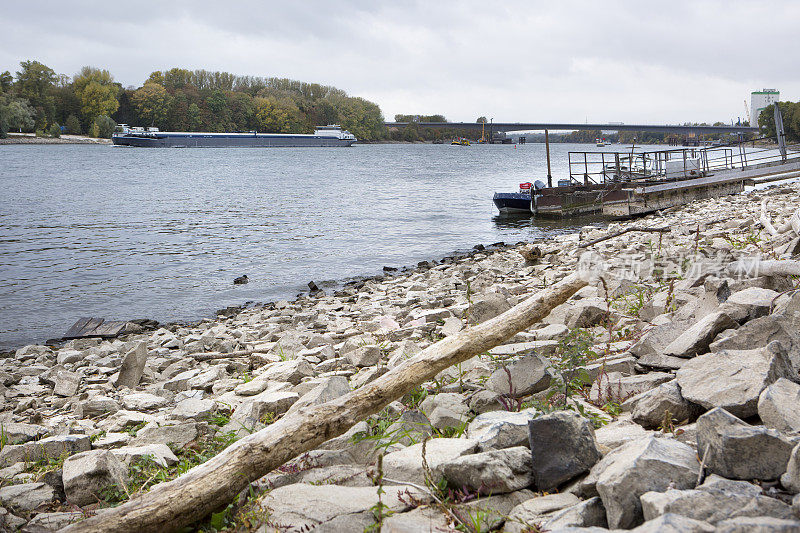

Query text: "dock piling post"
[545, 129, 552, 188]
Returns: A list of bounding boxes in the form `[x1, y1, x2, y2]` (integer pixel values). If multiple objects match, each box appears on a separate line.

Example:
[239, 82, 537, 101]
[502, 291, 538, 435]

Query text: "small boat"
[596, 138, 606, 147]
[451, 137, 470, 146]
[493, 182, 537, 214]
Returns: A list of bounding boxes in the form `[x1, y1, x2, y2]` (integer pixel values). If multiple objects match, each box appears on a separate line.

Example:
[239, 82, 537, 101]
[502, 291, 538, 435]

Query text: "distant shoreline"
[0, 134, 111, 145]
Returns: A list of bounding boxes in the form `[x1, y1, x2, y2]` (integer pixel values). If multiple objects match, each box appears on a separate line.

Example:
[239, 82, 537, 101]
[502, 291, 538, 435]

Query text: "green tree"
[4, 97, 36, 132]
[49, 123, 61, 137]
[0, 71, 12, 93]
[187, 103, 202, 131]
[15, 60, 56, 127]
[132, 82, 172, 127]
[73, 67, 119, 122]
[254, 96, 291, 132]
[476, 116, 488, 123]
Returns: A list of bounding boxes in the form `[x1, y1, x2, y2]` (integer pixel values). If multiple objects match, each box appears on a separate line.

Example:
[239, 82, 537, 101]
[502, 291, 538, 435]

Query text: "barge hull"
[112, 133, 356, 148]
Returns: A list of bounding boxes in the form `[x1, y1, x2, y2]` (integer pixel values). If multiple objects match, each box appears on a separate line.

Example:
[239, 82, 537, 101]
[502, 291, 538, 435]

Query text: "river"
[0, 142, 662, 349]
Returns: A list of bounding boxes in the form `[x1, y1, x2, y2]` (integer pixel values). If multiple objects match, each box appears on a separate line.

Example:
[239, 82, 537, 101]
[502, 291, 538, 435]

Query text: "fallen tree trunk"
[61, 273, 588, 533]
[727, 259, 800, 278]
[578, 226, 670, 249]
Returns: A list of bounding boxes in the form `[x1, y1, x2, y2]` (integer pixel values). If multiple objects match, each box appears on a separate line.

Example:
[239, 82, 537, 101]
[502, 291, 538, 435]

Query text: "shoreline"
[2, 179, 800, 530]
[0, 134, 111, 145]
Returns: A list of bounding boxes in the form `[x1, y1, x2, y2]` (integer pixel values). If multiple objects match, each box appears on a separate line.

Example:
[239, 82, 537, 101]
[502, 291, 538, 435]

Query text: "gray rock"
[594, 418, 655, 452]
[229, 390, 299, 431]
[710, 315, 798, 357]
[111, 444, 179, 468]
[256, 482, 429, 532]
[26, 511, 84, 529]
[382, 438, 478, 486]
[663, 311, 738, 357]
[630, 320, 693, 358]
[345, 345, 381, 367]
[114, 341, 148, 389]
[63, 449, 130, 506]
[121, 392, 169, 410]
[453, 490, 535, 531]
[53, 369, 81, 396]
[759, 378, 800, 434]
[77, 395, 121, 417]
[631, 380, 703, 429]
[259, 358, 314, 384]
[726, 287, 781, 320]
[286, 376, 350, 415]
[172, 397, 216, 419]
[0, 422, 48, 444]
[381, 410, 433, 447]
[697, 407, 795, 480]
[588, 371, 673, 405]
[441, 446, 533, 494]
[716, 517, 800, 532]
[132, 422, 200, 448]
[485, 355, 551, 397]
[528, 410, 601, 491]
[585, 436, 700, 529]
[381, 506, 450, 532]
[781, 444, 800, 493]
[187, 365, 227, 391]
[0, 482, 56, 511]
[641, 482, 794, 525]
[543, 496, 608, 530]
[504, 493, 581, 533]
[163, 368, 201, 392]
[0, 434, 91, 467]
[467, 293, 511, 324]
[676, 341, 796, 418]
[468, 390, 504, 414]
[629, 513, 714, 532]
[565, 298, 608, 328]
[467, 408, 539, 451]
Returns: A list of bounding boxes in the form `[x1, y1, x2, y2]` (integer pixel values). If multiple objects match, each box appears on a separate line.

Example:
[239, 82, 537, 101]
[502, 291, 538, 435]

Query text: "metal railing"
[566, 139, 800, 186]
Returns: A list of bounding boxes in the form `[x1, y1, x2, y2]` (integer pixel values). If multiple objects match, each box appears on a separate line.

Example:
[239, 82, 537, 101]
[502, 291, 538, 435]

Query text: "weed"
[125, 421, 147, 437]
[547, 329, 596, 409]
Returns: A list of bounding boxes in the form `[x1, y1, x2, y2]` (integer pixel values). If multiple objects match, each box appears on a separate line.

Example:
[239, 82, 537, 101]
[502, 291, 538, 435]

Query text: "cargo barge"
[112, 124, 356, 148]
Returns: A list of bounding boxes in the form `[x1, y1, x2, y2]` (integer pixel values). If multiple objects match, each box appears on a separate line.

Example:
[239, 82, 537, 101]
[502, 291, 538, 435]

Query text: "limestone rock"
[467, 293, 511, 324]
[286, 376, 349, 415]
[631, 380, 703, 430]
[527, 410, 601, 491]
[485, 355, 551, 397]
[345, 345, 381, 367]
[53, 370, 81, 396]
[382, 438, 478, 486]
[697, 407, 795, 480]
[630, 513, 714, 533]
[441, 446, 533, 494]
[114, 341, 148, 389]
[759, 378, 800, 433]
[663, 311, 738, 357]
[565, 298, 609, 328]
[111, 444, 179, 468]
[172, 397, 216, 419]
[63, 449, 130, 506]
[132, 422, 201, 448]
[504, 493, 581, 533]
[258, 358, 314, 384]
[467, 408, 539, 451]
[715, 517, 800, 532]
[381, 410, 432, 447]
[0, 482, 56, 511]
[589, 371, 673, 405]
[676, 341, 796, 418]
[121, 392, 169, 410]
[781, 443, 800, 493]
[584, 436, 700, 529]
[542, 496, 608, 530]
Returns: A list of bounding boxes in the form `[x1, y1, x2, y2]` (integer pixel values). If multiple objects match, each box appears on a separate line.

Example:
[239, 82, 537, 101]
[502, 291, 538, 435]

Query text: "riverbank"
[0, 134, 110, 145]
[2, 181, 800, 530]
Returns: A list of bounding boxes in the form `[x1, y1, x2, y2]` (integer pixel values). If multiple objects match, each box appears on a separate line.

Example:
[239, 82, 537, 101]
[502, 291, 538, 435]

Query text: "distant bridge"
[384, 122, 758, 135]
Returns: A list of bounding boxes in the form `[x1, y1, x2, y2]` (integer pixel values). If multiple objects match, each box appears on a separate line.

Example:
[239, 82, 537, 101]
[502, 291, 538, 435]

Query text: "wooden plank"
[63, 317, 104, 339]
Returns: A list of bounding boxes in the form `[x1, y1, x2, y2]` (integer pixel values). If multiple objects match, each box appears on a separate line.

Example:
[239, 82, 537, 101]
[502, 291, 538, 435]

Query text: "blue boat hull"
[493, 192, 532, 214]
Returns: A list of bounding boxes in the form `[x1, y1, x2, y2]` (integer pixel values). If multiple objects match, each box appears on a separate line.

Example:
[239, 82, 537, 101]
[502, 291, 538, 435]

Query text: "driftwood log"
[578, 226, 670, 249]
[727, 259, 800, 278]
[759, 199, 800, 237]
[61, 273, 589, 533]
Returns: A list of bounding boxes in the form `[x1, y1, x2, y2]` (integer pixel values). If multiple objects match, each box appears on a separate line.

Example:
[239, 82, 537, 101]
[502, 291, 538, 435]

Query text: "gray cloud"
[1, 1, 796, 123]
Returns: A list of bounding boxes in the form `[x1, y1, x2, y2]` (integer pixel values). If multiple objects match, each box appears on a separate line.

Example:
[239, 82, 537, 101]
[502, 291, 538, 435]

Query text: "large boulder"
[676, 341, 796, 418]
[543, 497, 608, 530]
[589, 372, 673, 404]
[441, 446, 533, 494]
[467, 293, 511, 324]
[62, 450, 130, 506]
[631, 380, 703, 430]
[0, 482, 56, 511]
[758, 378, 800, 434]
[467, 408, 539, 451]
[485, 355, 551, 397]
[696, 408, 795, 480]
[780, 443, 800, 493]
[583, 436, 700, 529]
[527, 410, 601, 491]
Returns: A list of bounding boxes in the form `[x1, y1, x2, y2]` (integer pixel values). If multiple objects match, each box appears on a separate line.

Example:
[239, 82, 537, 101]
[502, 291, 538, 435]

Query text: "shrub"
[88, 122, 100, 138]
[94, 115, 116, 138]
[65, 114, 81, 135]
[49, 123, 61, 138]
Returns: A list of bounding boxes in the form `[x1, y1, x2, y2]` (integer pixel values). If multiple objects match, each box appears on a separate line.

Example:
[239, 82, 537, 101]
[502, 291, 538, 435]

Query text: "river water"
[0, 142, 662, 349]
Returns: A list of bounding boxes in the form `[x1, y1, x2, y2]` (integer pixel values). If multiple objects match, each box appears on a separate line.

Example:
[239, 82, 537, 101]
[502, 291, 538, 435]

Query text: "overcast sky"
[2, 1, 797, 124]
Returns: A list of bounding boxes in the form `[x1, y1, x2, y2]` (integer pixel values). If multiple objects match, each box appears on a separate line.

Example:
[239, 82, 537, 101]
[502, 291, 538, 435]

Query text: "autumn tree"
[73, 67, 120, 123]
[132, 82, 172, 127]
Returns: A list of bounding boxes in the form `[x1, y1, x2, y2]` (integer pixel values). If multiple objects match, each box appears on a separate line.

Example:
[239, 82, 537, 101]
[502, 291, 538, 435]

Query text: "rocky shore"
[0, 135, 110, 145]
[2, 181, 800, 532]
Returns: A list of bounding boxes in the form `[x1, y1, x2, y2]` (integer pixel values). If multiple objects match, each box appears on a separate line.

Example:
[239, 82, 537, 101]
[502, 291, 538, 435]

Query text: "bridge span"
[384, 122, 758, 135]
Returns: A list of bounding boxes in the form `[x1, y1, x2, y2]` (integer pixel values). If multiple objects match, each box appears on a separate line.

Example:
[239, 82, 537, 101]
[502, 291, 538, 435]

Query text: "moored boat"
[493, 182, 537, 214]
[112, 124, 357, 148]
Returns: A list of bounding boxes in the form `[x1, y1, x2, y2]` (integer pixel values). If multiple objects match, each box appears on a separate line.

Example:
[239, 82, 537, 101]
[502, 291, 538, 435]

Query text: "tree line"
[0, 61, 386, 140]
